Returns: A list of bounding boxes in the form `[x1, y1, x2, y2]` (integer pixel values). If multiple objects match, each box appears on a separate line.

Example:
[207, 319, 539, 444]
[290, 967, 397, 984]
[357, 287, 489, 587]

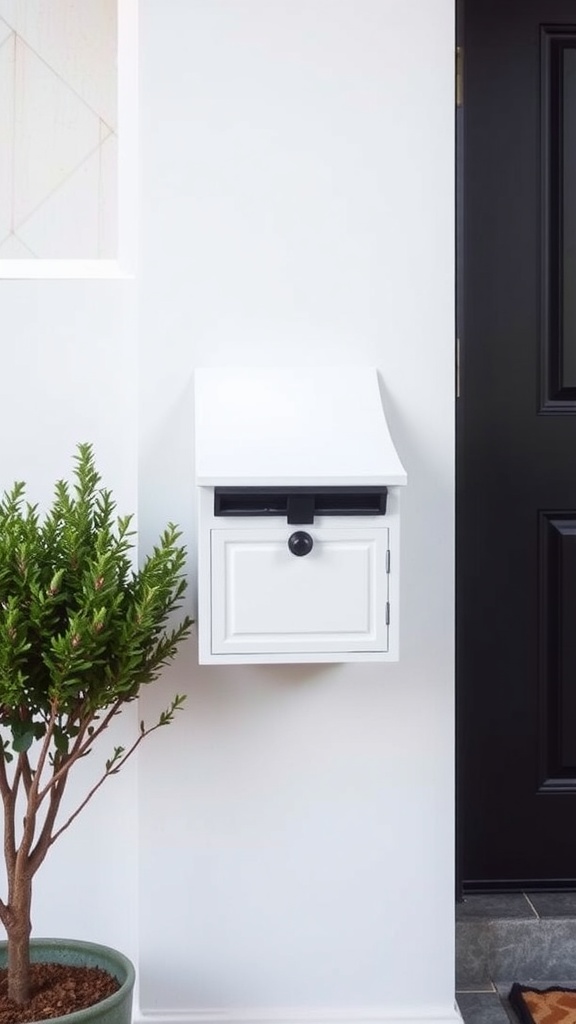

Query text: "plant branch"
[12, 758, 23, 804]
[49, 715, 171, 847]
[28, 778, 68, 875]
[18, 754, 33, 799]
[0, 750, 11, 803]
[0, 748, 24, 881]
[37, 698, 124, 801]
[16, 704, 59, 867]
[0, 773, 16, 877]
[29, 703, 58, 806]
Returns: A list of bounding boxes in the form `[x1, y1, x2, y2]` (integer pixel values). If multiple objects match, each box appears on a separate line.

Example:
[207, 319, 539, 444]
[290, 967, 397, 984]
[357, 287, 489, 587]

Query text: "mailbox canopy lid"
[194, 366, 407, 487]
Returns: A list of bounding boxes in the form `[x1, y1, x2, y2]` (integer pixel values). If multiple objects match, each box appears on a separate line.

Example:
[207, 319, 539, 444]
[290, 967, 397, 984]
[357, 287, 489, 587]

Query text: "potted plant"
[0, 443, 193, 1022]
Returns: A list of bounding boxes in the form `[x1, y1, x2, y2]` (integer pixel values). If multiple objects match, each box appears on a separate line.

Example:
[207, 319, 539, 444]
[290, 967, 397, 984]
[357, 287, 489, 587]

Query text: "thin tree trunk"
[6, 874, 32, 1005]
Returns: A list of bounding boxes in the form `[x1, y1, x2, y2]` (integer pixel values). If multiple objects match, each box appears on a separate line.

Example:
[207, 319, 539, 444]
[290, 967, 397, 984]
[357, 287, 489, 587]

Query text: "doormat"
[509, 983, 576, 1024]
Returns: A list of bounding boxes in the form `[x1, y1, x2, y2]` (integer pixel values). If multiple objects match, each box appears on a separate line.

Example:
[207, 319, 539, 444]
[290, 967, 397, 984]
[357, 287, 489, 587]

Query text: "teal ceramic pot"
[0, 938, 135, 1024]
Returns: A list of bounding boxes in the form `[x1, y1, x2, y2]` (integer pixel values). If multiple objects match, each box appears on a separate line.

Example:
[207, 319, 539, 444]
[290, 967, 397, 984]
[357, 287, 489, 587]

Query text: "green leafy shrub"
[0, 444, 192, 1005]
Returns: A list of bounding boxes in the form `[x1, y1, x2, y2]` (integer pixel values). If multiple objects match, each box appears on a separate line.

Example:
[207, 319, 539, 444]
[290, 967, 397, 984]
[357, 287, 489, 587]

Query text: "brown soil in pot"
[0, 962, 120, 1022]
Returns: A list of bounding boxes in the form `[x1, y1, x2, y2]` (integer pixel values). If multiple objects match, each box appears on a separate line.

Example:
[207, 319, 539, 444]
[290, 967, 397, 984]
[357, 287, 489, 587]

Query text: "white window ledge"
[0, 260, 135, 280]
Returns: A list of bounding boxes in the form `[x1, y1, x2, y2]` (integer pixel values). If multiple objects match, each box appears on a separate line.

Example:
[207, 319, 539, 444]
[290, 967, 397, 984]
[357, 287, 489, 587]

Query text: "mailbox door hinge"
[456, 47, 464, 108]
[385, 548, 391, 574]
[385, 601, 390, 626]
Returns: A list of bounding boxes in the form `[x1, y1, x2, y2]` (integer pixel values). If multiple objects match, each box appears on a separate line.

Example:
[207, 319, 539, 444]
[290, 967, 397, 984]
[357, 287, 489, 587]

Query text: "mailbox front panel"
[195, 369, 406, 663]
[211, 526, 389, 655]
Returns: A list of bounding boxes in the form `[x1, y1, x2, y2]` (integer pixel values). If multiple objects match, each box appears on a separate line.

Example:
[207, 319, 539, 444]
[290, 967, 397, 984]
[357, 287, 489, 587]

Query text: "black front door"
[458, 0, 576, 887]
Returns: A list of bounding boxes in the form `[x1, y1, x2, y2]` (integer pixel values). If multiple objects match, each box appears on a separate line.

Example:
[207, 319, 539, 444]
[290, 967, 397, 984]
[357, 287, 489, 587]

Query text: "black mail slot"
[214, 486, 388, 524]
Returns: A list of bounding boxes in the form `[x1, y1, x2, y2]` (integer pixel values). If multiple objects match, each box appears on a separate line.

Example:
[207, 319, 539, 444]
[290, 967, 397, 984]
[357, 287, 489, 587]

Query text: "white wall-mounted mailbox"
[195, 367, 407, 664]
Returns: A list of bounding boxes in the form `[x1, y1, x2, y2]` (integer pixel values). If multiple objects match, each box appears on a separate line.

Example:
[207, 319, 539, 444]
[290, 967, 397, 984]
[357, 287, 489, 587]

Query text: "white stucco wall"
[0, 2, 455, 1023]
[138, 2, 455, 1023]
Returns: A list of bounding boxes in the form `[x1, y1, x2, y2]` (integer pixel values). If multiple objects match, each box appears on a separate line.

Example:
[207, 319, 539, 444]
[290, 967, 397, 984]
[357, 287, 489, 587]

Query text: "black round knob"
[288, 531, 314, 557]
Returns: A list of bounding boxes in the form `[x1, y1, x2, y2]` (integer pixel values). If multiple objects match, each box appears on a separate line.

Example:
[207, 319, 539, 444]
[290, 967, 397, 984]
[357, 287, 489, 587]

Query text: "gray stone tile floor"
[456, 893, 576, 1024]
[527, 892, 576, 918]
[457, 894, 537, 921]
[457, 990, 511, 1024]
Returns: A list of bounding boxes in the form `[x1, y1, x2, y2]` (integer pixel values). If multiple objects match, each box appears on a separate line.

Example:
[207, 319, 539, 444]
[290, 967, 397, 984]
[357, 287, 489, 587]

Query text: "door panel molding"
[541, 27, 576, 412]
[538, 511, 576, 791]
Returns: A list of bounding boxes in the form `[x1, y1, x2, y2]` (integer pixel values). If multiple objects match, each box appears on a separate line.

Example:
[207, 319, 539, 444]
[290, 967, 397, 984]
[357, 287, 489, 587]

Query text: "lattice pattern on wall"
[0, 0, 117, 259]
